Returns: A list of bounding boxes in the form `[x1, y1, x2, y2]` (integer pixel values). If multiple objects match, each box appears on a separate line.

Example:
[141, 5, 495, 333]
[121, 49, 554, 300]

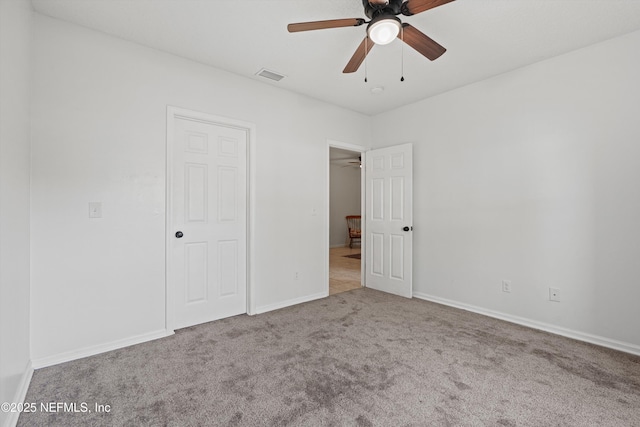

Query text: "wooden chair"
[346, 215, 361, 248]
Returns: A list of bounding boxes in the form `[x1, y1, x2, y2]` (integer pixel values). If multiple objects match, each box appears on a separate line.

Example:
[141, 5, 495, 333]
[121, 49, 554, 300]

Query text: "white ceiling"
[31, 0, 640, 116]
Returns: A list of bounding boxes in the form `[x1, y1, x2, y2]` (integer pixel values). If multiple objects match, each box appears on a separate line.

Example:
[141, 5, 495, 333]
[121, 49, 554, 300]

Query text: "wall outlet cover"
[502, 280, 512, 293]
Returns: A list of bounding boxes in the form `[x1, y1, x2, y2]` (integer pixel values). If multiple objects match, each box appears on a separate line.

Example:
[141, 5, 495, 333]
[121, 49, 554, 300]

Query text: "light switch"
[89, 202, 102, 218]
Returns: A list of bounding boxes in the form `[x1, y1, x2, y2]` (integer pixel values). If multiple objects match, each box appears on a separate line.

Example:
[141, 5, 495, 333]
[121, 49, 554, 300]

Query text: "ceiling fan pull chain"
[400, 25, 405, 82]
[364, 37, 368, 83]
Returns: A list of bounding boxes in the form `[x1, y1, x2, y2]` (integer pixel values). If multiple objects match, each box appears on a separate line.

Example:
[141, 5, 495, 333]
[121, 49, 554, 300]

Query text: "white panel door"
[365, 143, 413, 298]
[171, 117, 247, 329]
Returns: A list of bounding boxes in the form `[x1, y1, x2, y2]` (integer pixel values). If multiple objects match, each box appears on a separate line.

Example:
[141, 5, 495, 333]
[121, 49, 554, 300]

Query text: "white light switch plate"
[89, 202, 102, 218]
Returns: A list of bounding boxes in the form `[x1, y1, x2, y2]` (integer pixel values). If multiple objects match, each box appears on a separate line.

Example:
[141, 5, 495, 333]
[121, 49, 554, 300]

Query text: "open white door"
[365, 143, 413, 298]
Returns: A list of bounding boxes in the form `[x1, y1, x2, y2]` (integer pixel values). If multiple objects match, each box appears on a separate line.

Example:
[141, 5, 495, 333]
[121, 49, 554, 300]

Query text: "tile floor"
[329, 246, 362, 295]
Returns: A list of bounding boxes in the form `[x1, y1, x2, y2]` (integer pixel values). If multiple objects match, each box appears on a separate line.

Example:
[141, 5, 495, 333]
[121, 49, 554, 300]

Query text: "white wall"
[371, 30, 640, 349]
[329, 163, 361, 247]
[0, 0, 32, 423]
[30, 14, 370, 363]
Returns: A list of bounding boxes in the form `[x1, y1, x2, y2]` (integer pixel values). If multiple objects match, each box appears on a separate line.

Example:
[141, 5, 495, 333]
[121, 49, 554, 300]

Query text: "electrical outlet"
[294, 272, 299, 280]
[502, 280, 512, 293]
[549, 288, 561, 302]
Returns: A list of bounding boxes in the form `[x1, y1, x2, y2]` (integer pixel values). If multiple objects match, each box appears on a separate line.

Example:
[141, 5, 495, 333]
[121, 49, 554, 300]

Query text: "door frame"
[166, 106, 256, 332]
[326, 139, 367, 294]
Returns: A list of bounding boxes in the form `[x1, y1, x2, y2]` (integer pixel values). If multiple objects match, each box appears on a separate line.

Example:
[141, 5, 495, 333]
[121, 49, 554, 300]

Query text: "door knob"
[175, 231, 184, 238]
[402, 226, 411, 232]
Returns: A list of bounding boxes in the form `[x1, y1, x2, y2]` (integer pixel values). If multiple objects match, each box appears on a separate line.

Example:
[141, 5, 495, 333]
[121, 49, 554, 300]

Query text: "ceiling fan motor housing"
[363, 0, 403, 19]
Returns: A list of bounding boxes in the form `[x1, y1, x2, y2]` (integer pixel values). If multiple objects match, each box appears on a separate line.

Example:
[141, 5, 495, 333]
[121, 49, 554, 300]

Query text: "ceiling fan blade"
[399, 23, 446, 60]
[288, 18, 365, 33]
[401, 0, 455, 16]
[343, 36, 374, 73]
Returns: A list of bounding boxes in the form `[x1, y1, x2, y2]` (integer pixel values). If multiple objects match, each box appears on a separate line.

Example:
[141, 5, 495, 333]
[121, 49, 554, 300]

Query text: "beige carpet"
[19, 289, 640, 426]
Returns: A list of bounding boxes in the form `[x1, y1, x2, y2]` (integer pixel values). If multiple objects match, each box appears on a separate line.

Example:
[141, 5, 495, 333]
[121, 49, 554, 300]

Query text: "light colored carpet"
[19, 289, 640, 426]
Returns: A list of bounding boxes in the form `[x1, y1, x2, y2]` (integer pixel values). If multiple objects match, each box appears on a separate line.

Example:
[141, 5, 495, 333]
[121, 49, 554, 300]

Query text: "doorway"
[327, 141, 414, 299]
[328, 145, 363, 295]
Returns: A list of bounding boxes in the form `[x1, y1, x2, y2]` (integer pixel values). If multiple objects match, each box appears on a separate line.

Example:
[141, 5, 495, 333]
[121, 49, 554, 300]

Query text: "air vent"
[255, 68, 286, 82]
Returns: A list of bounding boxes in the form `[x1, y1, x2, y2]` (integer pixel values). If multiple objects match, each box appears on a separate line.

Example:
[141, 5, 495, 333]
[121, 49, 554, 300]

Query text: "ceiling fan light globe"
[368, 18, 401, 45]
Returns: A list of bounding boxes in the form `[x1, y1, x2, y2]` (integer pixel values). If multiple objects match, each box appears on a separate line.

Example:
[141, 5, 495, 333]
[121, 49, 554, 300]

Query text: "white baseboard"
[413, 292, 640, 357]
[255, 291, 328, 315]
[330, 244, 348, 248]
[3, 360, 34, 427]
[31, 329, 174, 369]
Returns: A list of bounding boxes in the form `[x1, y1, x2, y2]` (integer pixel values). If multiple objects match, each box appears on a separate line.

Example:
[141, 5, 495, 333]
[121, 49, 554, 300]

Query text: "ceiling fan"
[287, 0, 455, 74]
[343, 156, 362, 168]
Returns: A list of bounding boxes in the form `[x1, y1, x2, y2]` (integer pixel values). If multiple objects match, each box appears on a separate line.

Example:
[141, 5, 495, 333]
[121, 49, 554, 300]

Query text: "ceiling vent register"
[255, 68, 286, 81]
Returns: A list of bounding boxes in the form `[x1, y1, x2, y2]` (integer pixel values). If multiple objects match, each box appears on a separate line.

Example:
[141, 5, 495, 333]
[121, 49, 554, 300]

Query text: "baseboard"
[2, 359, 34, 427]
[413, 292, 640, 357]
[330, 244, 348, 248]
[255, 291, 328, 315]
[31, 329, 175, 369]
